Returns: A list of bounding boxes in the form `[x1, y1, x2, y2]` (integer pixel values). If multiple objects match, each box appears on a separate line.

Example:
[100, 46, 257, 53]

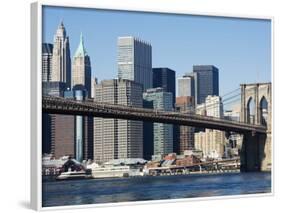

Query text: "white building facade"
[177, 73, 195, 97]
[51, 21, 71, 88]
[72, 33, 92, 97]
[196, 95, 223, 117]
[195, 95, 226, 159]
[94, 79, 143, 163]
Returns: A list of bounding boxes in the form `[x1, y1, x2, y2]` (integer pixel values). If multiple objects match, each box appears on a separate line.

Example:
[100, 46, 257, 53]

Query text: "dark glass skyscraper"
[193, 65, 219, 105]
[143, 100, 154, 160]
[152, 68, 176, 106]
[152, 68, 176, 153]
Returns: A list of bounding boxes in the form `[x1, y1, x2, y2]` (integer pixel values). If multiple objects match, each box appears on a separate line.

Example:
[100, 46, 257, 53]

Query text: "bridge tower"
[240, 83, 271, 171]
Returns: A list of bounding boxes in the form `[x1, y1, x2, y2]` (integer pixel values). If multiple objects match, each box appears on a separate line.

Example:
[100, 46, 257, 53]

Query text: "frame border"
[31, 0, 274, 211]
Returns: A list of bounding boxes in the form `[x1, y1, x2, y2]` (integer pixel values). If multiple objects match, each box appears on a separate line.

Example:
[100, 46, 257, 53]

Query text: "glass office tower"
[143, 88, 173, 159]
[193, 65, 219, 105]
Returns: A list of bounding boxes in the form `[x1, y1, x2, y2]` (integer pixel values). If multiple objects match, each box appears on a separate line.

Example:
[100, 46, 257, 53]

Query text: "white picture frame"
[31, 0, 274, 211]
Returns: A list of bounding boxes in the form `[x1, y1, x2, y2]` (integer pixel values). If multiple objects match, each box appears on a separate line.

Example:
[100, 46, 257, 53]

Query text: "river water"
[42, 172, 271, 207]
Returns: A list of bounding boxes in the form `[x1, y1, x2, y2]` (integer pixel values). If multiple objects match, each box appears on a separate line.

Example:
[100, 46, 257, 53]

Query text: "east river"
[42, 172, 271, 207]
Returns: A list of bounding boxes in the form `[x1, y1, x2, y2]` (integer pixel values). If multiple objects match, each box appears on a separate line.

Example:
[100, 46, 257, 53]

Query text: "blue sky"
[43, 6, 271, 103]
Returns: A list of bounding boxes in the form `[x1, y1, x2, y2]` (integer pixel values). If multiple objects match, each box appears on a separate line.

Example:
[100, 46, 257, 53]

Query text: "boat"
[91, 165, 130, 178]
[91, 165, 144, 179]
[56, 169, 91, 180]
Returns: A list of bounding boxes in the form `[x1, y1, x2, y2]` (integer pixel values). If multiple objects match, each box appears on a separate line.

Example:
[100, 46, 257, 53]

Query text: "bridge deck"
[42, 96, 267, 134]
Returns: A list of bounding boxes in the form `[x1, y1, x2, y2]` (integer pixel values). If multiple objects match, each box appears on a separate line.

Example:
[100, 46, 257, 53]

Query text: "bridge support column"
[240, 82, 271, 172]
[261, 131, 271, 171]
[240, 132, 270, 172]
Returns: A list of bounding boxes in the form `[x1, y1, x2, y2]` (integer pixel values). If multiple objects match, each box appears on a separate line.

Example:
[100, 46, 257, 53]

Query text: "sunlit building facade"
[117, 36, 152, 91]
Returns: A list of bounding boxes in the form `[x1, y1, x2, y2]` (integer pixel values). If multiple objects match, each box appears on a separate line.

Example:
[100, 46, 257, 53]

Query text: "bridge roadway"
[42, 96, 266, 134]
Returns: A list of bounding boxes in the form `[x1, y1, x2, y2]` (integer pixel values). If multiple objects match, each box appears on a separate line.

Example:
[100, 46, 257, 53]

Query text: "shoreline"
[42, 169, 272, 182]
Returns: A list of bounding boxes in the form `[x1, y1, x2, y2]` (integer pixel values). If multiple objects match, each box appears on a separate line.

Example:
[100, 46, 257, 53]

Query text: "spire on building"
[74, 32, 87, 57]
[51, 20, 71, 87]
[59, 19, 64, 28]
[54, 20, 66, 38]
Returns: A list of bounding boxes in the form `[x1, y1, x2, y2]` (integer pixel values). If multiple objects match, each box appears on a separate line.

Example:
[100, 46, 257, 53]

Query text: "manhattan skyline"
[42, 6, 271, 99]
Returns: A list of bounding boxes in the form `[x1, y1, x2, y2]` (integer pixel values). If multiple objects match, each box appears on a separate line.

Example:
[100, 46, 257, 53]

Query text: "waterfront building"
[183, 150, 203, 159]
[72, 33, 92, 97]
[143, 88, 173, 157]
[117, 36, 152, 90]
[177, 73, 195, 97]
[194, 129, 225, 159]
[42, 155, 70, 176]
[194, 95, 225, 159]
[193, 65, 219, 105]
[175, 96, 195, 153]
[94, 79, 143, 163]
[51, 21, 71, 89]
[175, 155, 201, 167]
[42, 43, 53, 82]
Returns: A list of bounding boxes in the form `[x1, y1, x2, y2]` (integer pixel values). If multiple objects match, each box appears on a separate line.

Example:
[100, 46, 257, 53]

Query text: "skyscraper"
[94, 79, 143, 163]
[152, 68, 176, 105]
[117, 36, 152, 91]
[196, 95, 223, 118]
[70, 33, 93, 162]
[51, 21, 71, 88]
[63, 89, 93, 161]
[194, 129, 225, 159]
[50, 113, 75, 159]
[72, 33, 92, 97]
[175, 96, 195, 153]
[143, 100, 154, 160]
[193, 65, 219, 105]
[91, 77, 98, 99]
[42, 43, 53, 82]
[178, 73, 195, 97]
[42, 82, 75, 159]
[143, 88, 173, 159]
[152, 68, 177, 153]
[194, 95, 225, 159]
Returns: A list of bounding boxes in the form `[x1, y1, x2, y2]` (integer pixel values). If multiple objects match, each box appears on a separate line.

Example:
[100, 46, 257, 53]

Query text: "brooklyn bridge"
[42, 83, 272, 172]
